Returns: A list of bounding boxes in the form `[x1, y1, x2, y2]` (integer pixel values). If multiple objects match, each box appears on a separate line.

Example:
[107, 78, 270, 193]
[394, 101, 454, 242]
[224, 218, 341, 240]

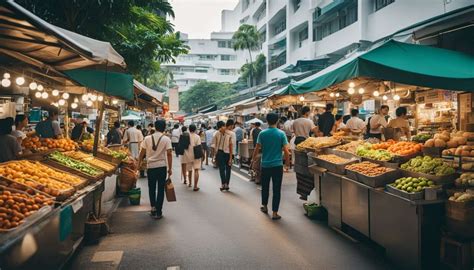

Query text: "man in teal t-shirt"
[252, 113, 290, 220]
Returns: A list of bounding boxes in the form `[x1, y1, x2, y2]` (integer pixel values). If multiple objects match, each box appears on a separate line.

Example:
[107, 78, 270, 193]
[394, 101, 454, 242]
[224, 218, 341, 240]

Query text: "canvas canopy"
[276, 40, 474, 96]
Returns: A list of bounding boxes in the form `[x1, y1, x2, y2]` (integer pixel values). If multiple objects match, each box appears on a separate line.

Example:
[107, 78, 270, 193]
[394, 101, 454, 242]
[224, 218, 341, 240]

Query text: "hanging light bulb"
[98, 95, 104, 102]
[358, 88, 365, 94]
[35, 91, 42, 98]
[86, 100, 93, 107]
[382, 95, 388, 101]
[348, 88, 355, 95]
[29, 82, 38, 90]
[52, 102, 59, 107]
[373, 91, 380, 97]
[329, 93, 335, 97]
[1, 78, 11, 87]
[393, 94, 400, 101]
[71, 103, 78, 109]
[349, 82, 355, 88]
[37, 84, 44, 91]
[15, 77, 25, 86]
[90, 94, 98, 101]
[74, 97, 79, 103]
[62, 92, 70, 99]
[41, 92, 48, 99]
[299, 96, 305, 102]
[335, 93, 340, 97]
[52, 89, 59, 96]
[3, 73, 10, 79]
[112, 99, 118, 105]
[82, 94, 89, 101]
[58, 99, 66, 106]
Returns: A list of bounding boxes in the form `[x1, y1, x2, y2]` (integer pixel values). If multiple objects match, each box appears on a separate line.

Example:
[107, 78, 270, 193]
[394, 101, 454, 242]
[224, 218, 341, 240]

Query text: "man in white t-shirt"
[138, 120, 172, 219]
[291, 106, 318, 145]
[345, 109, 366, 135]
[368, 105, 389, 140]
[123, 121, 144, 159]
[170, 124, 181, 157]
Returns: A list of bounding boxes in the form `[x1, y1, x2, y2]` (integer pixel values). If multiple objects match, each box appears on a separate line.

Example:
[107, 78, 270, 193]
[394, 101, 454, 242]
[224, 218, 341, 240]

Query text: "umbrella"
[246, 118, 263, 124]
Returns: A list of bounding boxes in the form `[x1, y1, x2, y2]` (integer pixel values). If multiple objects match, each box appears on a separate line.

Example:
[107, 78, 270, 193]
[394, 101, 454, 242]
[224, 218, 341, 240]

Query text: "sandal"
[272, 213, 282, 220]
[193, 187, 200, 191]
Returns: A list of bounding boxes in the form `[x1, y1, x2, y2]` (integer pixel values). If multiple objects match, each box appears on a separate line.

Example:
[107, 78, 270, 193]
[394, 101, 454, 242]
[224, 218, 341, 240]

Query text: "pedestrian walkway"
[70, 156, 393, 270]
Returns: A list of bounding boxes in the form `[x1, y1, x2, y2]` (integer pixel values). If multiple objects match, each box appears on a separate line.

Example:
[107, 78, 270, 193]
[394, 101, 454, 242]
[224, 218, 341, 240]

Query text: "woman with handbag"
[178, 126, 190, 185]
[182, 124, 202, 191]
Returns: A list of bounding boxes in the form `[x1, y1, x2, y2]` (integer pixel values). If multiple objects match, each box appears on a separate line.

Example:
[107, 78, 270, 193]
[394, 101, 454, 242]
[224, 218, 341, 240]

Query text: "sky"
[170, 0, 239, 39]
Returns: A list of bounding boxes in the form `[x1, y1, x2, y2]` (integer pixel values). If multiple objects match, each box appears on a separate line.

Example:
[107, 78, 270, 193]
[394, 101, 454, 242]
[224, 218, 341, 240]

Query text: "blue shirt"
[257, 127, 288, 168]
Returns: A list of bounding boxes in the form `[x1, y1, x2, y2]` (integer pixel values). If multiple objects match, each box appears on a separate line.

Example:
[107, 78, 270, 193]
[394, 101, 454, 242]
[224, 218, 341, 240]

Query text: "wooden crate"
[447, 203, 474, 221]
[440, 236, 474, 270]
[446, 218, 474, 238]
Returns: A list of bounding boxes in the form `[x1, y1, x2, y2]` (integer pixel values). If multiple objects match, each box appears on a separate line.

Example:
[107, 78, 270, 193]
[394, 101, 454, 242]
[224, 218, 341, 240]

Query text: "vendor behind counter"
[35, 109, 62, 138]
[0, 117, 21, 162]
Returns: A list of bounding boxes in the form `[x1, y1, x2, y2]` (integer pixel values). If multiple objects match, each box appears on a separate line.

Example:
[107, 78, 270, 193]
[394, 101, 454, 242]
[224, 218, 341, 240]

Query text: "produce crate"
[357, 169, 400, 188]
[82, 157, 119, 176]
[325, 148, 359, 160]
[400, 169, 458, 185]
[345, 168, 359, 181]
[361, 157, 399, 169]
[423, 146, 445, 157]
[440, 236, 474, 270]
[0, 177, 54, 200]
[38, 162, 89, 190]
[42, 159, 105, 182]
[446, 218, 474, 239]
[308, 152, 358, 175]
[386, 184, 424, 200]
[392, 152, 422, 164]
[446, 201, 474, 221]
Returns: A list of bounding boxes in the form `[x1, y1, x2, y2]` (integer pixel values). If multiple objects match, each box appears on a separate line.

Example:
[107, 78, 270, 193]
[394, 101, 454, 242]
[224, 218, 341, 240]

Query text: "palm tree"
[232, 24, 261, 87]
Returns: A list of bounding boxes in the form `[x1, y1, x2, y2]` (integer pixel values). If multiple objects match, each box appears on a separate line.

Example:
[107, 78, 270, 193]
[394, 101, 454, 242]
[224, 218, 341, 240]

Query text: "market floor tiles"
[69, 156, 394, 270]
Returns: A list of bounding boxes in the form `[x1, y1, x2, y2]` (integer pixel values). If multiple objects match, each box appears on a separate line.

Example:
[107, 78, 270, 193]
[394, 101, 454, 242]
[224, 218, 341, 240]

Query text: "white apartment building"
[162, 32, 250, 92]
[221, 0, 473, 84]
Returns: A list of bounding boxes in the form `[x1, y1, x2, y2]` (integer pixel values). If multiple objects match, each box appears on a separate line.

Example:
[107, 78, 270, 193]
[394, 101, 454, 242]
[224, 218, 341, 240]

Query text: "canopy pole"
[93, 61, 109, 156]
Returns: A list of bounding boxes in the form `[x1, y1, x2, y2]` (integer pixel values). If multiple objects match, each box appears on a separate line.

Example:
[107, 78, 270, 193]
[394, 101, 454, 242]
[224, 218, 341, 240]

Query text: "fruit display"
[12, 160, 84, 187]
[455, 173, 474, 188]
[386, 142, 422, 156]
[356, 144, 393, 161]
[0, 189, 53, 230]
[389, 177, 434, 193]
[22, 137, 78, 152]
[400, 156, 455, 176]
[412, 133, 432, 143]
[371, 140, 396, 150]
[296, 137, 340, 151]
[317, 154, 350, 164]
[345, 161, 393, 177]
[424, 130, 473, 150]
[335, 141, 364, 154]
[442, 145, 474, 157]
[82, 140, 129, 160]
[64, 152, 116, 172]
[0, 162, 74, 197]
[449, 191, 474, 202]
[48, 151, 104, 177]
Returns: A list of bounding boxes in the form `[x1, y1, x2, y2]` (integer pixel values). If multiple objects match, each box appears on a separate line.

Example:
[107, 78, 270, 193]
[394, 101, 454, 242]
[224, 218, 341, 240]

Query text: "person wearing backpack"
[138, 120, 173, 219]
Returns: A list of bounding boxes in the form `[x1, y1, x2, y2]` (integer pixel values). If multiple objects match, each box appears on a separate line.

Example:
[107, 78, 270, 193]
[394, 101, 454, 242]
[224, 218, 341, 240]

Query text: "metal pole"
[93, 61, 109, 156]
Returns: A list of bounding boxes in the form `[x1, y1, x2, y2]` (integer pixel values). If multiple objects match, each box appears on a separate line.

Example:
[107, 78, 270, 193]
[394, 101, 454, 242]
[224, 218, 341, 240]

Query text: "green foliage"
[180, 81, 237, 113]
[239, 54, 266, 87]
[16, 0, 189, 80]
[232, 24, 261, 87]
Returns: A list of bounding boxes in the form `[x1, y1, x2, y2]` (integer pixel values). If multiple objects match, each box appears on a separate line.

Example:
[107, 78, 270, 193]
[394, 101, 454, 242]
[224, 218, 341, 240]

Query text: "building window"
[218, 41, 227, 48]
[195, 69, 208, 73]
[198, 55, 217, 61]
[255, 3, 266, 22]
[298, 27, 308, 48]
[219, 69, 233, 75]
[314, 1, 358, 41]
[375, 0, 395, 11]
[273, 19, 286, 36]
[293, 0, 301, 12]
[221, 55, 236, 61]
[269, 52, 286, 71]
[198, 42, 205, 46]
[242, 0, 250, 12]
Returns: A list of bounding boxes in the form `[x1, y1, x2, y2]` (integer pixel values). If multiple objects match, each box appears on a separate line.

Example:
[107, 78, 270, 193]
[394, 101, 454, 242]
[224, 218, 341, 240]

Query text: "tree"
[15, 0, 188, 80]
[239, 54, 266, 87]
[232, 24, 261, 87]
[180, 81, 236, 113]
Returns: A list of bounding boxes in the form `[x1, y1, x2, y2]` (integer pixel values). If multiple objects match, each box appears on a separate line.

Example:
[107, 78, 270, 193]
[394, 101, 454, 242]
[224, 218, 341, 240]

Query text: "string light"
[58, 99, 66, 106]
[15, 77, 25, 86]
[299, 96, 305, 102]
[71, 103, 78, 109]
[393, 94, 400, 101]
[74, 97, 79, 103]
[29, 82, 37, 90]
[358, 88, 365, 94]
[348, 88, 355, 95]
[335, 93, 340, 97]
[52, 102, 59, 107]
[3, 73, 10, 79]
[382, 95, 388, 101]
[86, 100, 93, 107]
[90, 94, 97, 101]
[1, 78, 11, 87]
[98, 95, 104, 102]
[349, 82, 355, 88]
[41, 92, 48, 99]
[373, 91, 380, 97]
[329, 93, 335, 97]
[37, 84, 44, 91]
[82, 94, 89, 101]
[52, 89, 59, 96]
[35, 92, 42, 98]
[62, 93, 70, 99]
[112, 99, 118, 105]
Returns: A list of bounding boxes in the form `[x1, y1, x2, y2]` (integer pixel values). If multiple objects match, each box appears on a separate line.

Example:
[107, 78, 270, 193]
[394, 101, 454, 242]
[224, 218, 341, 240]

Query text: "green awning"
[64, 69, 134, 100]
[276, 40, 474, 96]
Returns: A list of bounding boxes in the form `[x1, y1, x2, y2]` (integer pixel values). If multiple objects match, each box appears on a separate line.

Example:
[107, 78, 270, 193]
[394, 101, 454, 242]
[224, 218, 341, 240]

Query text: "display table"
[314, 170, 444, 270]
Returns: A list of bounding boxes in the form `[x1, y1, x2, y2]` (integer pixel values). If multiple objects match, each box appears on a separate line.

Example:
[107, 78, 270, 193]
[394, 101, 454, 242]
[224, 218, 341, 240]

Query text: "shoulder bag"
[193, 134, 203, 159]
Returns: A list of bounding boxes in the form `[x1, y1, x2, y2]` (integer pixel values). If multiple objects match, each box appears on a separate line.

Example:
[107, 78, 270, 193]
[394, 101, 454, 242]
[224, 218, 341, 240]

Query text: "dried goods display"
[0, 189, 53, 230]
[449, 191, 474, 202]
[356, 144, 393, 161]
[64, 152, 116, 172]
[335, 141, 363, 154]
[48, 151, 104, 177]
[22, 137, 78, 152]
[296, 137, 339, 151]
[400, 156, 455, 176]
[389, 177, 434, 193]
[317, 154, 350, 164]
[455, 173, 474, 188]
[0, 162, 74, 197]
[345, 161, 393, 176]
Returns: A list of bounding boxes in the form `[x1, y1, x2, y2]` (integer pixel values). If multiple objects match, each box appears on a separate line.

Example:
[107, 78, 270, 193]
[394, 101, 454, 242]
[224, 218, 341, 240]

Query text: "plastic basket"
[128, 188, 141, 205]
[303, 203, 327, 220]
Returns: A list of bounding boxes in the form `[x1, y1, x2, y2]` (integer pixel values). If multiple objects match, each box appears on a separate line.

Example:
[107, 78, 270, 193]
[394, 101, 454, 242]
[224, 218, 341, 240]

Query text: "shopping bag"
[165, 178, 177, 202]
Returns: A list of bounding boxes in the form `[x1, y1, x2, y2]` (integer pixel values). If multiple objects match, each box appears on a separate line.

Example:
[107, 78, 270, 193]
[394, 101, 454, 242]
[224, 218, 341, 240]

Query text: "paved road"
[70, 157, 393, 270]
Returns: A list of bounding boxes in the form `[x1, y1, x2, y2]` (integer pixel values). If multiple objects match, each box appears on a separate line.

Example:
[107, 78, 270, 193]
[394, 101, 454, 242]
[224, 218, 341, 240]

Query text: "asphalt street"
[70, 156, 393, 270]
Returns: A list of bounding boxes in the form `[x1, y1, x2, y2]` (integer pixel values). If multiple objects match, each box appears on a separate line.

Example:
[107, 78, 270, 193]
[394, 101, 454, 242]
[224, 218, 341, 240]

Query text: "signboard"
[169, 87, 179, 113]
